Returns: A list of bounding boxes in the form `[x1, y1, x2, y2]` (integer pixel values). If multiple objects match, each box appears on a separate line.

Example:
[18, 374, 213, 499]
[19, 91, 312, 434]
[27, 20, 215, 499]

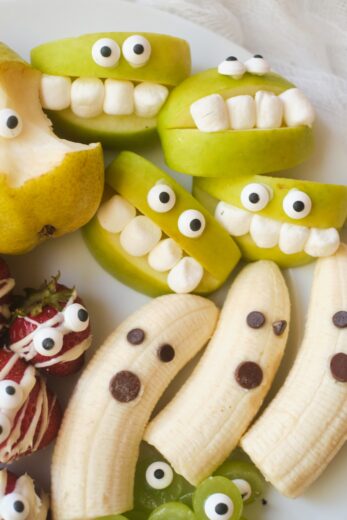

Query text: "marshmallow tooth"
[279, 223, 310, 255]
[255, 91, 283, 129]
[279, 88, 315, 128]
[103, 79, 134, 116]
[40, 74, 71, 111]
[120, 216, 162, 257]
[167, 257, 204, 294]
[226, 95, 256, 130]
[250, 215, 282, 248]
[97, 195, 136, 234]
[215, 201, 252, 236]
[190, 94, 229, 132]
[134, 82, 169, 118]
[71, 77, 104, 118]
[304, 228, 340, 257]
[148, 238, 183, 272]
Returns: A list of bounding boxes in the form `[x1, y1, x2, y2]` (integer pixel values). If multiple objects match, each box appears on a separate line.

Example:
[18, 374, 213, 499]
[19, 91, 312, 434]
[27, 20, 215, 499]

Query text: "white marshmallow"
[103, 79, 134, 116]
[304, 228, 340, 257]
[167, 257, 204, 294]
[215, 201, 252, 236]
[190, 94, 229, 132]
[120, 216, 162, 257]
[226, 95, 256, 130]
[97, 195, 136, 233]
[71, 77, 104, 118]
[218, 59, 246, 79]
[255, 90, 283, 129]
[40, 74, 71, 111]
[278, 223, 310, 254]
[250, 215, 282, 248]
[148, 238, 183, 272]
[134, 82, 168, 118]
[279, 88, 315, 128]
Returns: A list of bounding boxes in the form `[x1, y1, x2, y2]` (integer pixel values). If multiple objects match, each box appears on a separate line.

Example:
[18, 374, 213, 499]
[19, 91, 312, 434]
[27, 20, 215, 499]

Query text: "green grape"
[124, 511, 148, 520]
[193, 476, 243, 520]
[214, 460, 265, 504]
[134, 442, 194, 512]
[148, 502, 196, 519]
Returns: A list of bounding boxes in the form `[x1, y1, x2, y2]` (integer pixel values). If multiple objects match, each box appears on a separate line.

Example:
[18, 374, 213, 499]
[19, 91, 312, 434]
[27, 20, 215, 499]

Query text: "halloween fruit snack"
[157, 56, 314, 177]
[31, 33, 191, 147]
[8, 276, 91, 376]
[84, 152, 240, 296]
[52, 294, 218, 519]
[214, 460, 265, 505]
[242, 244, 347, 498]
[0, 350, 61, 463]
[193, 174, 347, 267]
[145, 260, 290, 485]
[0, 469, 49, 520]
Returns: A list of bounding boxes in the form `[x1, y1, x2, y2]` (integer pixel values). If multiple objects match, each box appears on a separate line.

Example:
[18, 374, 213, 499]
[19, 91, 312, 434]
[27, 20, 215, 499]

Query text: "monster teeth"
[167, 257, 204, 294]
[97, 195, 136, 234]
[148, 238, 183, 272]
[255, 90, 283, 129]
[103, 79, 134, 116]
[250, 214, 282, 248]
[278, 223, 310, 254]
[304, 227, 340, 257]
[279, 88, 315, 128]
[40, 74, 71, 111]
[226, 95, 256, 130]
[120, 216, 162, 257]
[71, 77, 104, 118]
[190, 94, 229, 132]
[133, 82, 169, 118]
[215, 201, 252, 236]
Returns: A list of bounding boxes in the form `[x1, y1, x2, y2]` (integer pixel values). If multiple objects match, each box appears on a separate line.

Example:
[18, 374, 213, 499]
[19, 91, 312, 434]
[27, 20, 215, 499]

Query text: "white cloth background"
[131, 0, 347, 136]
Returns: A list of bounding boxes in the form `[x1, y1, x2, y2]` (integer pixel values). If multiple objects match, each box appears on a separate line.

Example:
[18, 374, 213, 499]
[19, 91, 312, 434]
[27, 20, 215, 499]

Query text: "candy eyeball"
[245, 54, 271, 75]
[122, 35, 151, 68]
[92, 38, 121, 68]
[178, 210, 206, 238]
[0, 381, 24, 410]
[33, 327, 64, 356]
[0, 109, 23, 139]
[0, 413, 12, 442]
[63, 303, 90, 332]
[241, 183, 271, 212]
[0, 492, 30, 520]
[232, 479, 252, 501]
[218, 56, 246, 79]
[283, 189, 312, 219]
[147, 184, 176, 213]
[145, 461, 174, 490]
[204, 493, 234, 520]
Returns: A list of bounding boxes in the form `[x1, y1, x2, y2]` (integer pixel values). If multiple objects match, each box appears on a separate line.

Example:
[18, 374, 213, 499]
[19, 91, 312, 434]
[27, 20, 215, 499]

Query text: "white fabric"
[132, 0, 347, 133]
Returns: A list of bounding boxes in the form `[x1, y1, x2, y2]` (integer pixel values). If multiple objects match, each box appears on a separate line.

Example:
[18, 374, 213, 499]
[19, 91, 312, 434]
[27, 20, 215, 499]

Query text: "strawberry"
[9, 275, 92, 376]
[0, 350, 62, 464]
[0, 257, 15, 347]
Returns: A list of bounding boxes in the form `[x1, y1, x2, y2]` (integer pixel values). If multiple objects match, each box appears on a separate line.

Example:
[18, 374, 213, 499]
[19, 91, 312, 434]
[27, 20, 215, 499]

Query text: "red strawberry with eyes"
[8, 276, 92, 376]
[0, 350, 61, 463]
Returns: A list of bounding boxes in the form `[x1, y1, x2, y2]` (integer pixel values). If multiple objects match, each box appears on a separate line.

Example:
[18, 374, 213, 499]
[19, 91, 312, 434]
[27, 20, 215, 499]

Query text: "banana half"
[51, 294, 218, 519]
[145, 260, 290, 485]
[241, 243, 347, 497]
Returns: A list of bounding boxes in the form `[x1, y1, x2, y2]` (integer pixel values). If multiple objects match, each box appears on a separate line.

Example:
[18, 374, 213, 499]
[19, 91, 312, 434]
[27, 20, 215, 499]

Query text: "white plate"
[0, 0, 346, 518]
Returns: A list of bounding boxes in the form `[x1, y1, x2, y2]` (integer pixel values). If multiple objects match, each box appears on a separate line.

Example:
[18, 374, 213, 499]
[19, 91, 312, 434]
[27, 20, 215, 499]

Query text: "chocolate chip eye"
[235, 361, 263, 389]
[247, 311, 266, 329]
[145, 461, 174, 490]
[157, 344, 175, 362]
[127, 328, 145, 345]
[0, 109, 23, 139]
[204, 493, 234, 519]
[332, 311, 347, 328]
[122, 35, 151, 68]
[283, 190, 312, 219]
[33, 327, 64, 357]
[92, 38, 121, 67]
[0, 380, 24, 410]
[63, 303, 90, 332]
[147, 184, 176, 213]
[232, 479, 252, 501]
[218, 56, 246, 78]
[241, 183, 271, 212]
[178, 209, 206, 238]
[0, 492, 30, 520]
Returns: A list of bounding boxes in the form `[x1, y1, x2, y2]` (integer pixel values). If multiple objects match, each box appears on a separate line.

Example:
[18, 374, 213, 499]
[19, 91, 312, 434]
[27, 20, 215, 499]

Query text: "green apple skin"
[158, 68, 314, 177]
[193, 175, 347, 268]
[31, 33, 191, 147]
[83, 152, 240, 297]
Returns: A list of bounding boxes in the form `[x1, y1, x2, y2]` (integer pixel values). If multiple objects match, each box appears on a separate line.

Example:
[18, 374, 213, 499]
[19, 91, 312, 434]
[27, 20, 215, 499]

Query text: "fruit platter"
[0, 0, 346, 519]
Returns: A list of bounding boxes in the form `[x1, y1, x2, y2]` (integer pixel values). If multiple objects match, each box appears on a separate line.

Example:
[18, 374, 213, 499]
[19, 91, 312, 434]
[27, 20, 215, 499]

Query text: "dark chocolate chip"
[100, 46, 112, 57]
[158, 344, 175, 363]
[235, 361, 263, 389]
[226, 56, 237, 61]
[7, 115, 19, 129]
[330, 353, 347, 383]
[215, 503, 229, 515]
[246, 311, 266, 329]
[272, 320, 287, 336]
[127, 328, 145, 345]
[332, 311, 347, 328]
[134, 43, 145, 55]
[262, 499, 268, 506]
[109, 371, 141, 402]
[293, 200, 305, 212]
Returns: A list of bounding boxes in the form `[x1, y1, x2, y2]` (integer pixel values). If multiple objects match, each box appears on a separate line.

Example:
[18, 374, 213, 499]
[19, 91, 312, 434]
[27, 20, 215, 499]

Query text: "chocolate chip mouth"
[109, 370, 141, 403]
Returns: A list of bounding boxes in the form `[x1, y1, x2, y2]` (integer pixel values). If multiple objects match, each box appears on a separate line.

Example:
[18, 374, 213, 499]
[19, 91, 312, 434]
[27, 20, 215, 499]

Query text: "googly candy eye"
[0, 413, 12, 442]
[0, 109, 23, 139]
[0, 492, 30, 520]
[204, 493, 234, 519]
[178, 210, 206, 238]
[122, 35, 151, 68]
[231, 479, 252, 501]
[92, 38, 121, 68]
[64, 303, 90, 332]
[193, 476, 243, 520]
[33, 327, 64, 356]
[147, 184, 176, 213]
[145, 461, 174, 490]
[241, 183, 271, 212]
[244, 54, 271, 75]
[0, 381, 24, 410]
[283, 189, 312, 219]
[218, 56, 246, 79]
